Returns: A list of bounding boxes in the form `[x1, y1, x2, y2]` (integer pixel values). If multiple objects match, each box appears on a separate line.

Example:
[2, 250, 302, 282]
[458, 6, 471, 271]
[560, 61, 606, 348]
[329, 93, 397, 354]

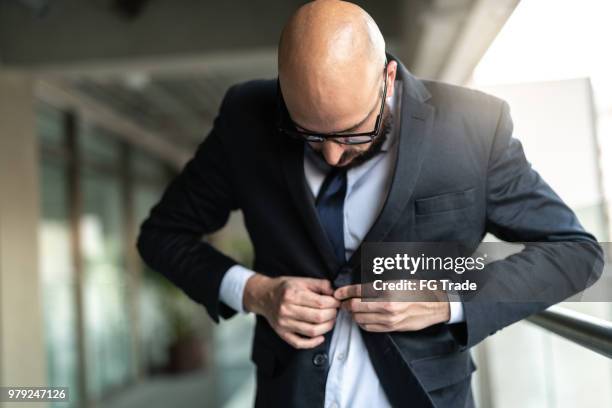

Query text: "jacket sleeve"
[137, 85, 242, 323]
[449, 100, 604, 349]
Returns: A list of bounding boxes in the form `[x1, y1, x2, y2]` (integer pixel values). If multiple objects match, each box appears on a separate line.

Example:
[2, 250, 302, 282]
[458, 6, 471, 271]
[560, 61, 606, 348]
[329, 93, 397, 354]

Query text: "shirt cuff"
[446, 290, 465, 324]
[219, 265, 256, 314]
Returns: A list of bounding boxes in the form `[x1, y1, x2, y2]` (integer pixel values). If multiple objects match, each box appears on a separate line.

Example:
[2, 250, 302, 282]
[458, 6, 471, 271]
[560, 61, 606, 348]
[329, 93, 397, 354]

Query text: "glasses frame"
[277, 61, 389, 145]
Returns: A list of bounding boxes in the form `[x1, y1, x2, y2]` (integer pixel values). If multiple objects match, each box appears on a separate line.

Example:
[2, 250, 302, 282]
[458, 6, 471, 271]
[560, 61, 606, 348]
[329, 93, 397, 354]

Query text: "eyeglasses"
[277, 61, 388, 145]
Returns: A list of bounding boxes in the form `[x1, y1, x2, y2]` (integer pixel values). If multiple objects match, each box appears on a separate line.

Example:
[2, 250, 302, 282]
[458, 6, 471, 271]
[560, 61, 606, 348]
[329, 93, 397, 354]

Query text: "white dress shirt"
[219, 80, 464, 407]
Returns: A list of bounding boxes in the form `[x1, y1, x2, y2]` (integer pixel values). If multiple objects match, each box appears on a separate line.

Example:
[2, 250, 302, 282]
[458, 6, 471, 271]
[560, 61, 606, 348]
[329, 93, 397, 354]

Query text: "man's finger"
[294, 289, 340, 309]
[341, 298, 388, 313]
[281, 331, 325, 349]
[302, 278, 334, 295]
[333, 284, 361, 300]
[280, 318, 335, 338]
[356, 323, 390, 333]
[284, 303, 337, 324]
[352, 312, 399, 327]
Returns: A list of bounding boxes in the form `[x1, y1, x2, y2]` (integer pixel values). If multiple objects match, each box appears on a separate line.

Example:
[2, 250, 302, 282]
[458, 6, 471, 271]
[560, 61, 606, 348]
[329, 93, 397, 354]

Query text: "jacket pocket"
[409, 349, 477, 391]
[415, 188, 476, 215]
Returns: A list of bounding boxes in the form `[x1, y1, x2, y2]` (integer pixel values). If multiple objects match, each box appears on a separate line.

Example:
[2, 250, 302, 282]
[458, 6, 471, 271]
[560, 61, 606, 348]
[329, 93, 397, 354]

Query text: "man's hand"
[243, 274, 340, 349]
[334, 284, 450, 332]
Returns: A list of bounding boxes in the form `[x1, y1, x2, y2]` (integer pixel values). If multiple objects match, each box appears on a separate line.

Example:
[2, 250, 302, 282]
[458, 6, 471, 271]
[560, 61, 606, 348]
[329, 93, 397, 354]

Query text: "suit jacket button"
[312, 353, 328, 367]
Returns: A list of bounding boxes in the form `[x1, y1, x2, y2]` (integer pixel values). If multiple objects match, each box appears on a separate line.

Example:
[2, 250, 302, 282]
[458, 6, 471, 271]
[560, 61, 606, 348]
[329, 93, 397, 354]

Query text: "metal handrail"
[527, 306, 612, 359]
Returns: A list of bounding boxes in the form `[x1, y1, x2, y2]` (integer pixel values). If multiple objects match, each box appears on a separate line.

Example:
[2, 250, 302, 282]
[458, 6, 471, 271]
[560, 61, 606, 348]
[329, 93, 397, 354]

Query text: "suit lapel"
[281, 137, 342, 275]
[346, 63, 435, 270]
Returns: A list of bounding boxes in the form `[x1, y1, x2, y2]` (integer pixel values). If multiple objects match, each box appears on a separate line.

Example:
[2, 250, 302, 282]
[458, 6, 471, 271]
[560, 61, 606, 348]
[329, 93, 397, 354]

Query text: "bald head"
[278, 0, 388, 134]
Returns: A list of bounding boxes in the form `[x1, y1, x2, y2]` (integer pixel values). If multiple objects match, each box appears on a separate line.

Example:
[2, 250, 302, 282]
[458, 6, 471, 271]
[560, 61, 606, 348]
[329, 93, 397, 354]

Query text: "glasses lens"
[280, 128, 323, 142]
[280, 129, 374, 145]
[334, 135, 374, 145]
[303, 135, 326, 142]
[279, 122, 377, 144]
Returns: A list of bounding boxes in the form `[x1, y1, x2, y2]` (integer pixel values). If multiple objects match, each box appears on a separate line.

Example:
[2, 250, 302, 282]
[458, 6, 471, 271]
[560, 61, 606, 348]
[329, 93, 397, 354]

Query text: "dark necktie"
[315, 167, 348, 264]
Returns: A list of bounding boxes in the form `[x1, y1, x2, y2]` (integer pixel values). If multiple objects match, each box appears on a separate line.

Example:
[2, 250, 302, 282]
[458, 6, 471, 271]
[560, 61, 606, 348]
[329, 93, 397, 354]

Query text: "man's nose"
[321, 141, 345, 166]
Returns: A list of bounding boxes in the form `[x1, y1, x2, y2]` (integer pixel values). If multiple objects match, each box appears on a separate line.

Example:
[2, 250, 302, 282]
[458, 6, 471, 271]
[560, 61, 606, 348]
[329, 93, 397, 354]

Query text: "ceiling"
[70, 69, 245, 148]
[0, 0, 519, 162]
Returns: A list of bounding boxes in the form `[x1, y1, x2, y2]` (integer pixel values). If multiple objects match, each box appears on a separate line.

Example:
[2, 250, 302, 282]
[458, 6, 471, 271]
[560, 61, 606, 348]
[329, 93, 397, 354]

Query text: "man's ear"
[386, 60, 398, 99]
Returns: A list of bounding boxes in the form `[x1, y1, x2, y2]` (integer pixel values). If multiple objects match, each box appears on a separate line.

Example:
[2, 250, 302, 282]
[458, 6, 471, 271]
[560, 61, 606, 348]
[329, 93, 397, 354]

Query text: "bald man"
[138, 1, 601, 407]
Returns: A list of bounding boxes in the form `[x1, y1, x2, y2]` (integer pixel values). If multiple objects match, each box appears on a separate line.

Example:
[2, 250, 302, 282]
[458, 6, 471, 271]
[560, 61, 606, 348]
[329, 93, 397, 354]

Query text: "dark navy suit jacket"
[137, 54, 603, 408]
